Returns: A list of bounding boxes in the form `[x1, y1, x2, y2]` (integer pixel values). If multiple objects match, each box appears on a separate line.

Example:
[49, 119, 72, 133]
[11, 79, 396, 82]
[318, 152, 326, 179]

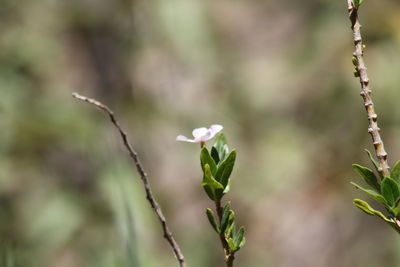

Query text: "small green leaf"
[211, 147, 220, 165]
[352, 56, 358, 66]
[201, 164, 224, 201]
[238, 236, 246, 249]
[234, 226, 245, 249]
[353, 199, 375, 215]
[221, 208, 235, 235]
[226, 237, 237, 251]
[365, 149, 383, 180]
[391, 160, 400, 182]
[223, 181, 230, 194]
[390, 206, 400, 217]
[381, 177, 400, 207]
[353, 199, 400, 233]
[228, 211, 235, 228]
[353, 199, 392, 223]
[213, 133, 229, 162]
[220, 203, 231, 225]
[353, 0, 363, 9]
[206, 208, 219, 233]
[352, 164, 380, 191]
[225, 221, 236, 238]
[221, 209, 234, 234]
[216, 150, 237, 187]
[200, 147, 217, 176]
[202, 184, 215, 200]
[350, 182, 386, 205]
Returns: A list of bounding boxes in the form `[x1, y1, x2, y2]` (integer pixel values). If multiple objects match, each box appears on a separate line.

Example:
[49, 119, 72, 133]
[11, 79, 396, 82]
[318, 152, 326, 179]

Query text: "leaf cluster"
[200, 133, 236, 201]
[206, 203, 246, 252]
[351, 150, 400, 232]
[200, 133, 246, 255]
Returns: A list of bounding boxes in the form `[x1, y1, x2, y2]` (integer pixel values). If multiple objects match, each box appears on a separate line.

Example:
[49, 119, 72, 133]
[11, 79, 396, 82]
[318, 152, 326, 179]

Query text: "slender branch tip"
[73, 92, 187, 267]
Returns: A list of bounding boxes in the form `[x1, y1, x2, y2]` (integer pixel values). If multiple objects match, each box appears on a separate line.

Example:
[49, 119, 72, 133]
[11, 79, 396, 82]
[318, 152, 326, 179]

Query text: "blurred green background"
[2, 0, 400, 266]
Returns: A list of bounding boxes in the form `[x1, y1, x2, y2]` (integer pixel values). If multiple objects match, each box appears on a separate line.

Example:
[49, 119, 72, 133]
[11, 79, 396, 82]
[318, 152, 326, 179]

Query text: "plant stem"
[346, 0, 391, 177]
[227, 256, 234, 267]
[72, 92, 187, 267]
[215, 200, 235, 266]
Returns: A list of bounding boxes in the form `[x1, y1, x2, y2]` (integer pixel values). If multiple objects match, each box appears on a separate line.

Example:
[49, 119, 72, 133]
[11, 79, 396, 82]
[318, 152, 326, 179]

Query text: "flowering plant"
[177, 124, 223, 145]
[178, 126, 245, 266]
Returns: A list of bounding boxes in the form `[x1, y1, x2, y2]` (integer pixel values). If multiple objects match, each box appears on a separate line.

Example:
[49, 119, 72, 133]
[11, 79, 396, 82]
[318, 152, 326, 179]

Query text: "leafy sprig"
[351, 151, 400, 232]
[200, 133, 245, 266]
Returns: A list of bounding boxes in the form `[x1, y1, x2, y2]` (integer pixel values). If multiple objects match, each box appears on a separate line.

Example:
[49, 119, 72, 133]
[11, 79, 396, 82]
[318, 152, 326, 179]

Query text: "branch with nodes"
[346, 0, 390, 177]
[346, 0, 400, 234]
[72, 92, 187, 267]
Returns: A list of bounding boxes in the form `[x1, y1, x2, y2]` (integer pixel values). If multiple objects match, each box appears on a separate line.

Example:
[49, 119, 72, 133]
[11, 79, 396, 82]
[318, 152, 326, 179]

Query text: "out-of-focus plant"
[346, 0, 400, 233]
[177, 126, 245, 267]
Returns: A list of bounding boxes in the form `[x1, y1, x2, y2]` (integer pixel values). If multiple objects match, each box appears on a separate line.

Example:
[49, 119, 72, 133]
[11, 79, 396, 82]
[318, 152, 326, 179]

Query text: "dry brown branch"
[346, 0, 390, 177]
[72, 92, 187, 267]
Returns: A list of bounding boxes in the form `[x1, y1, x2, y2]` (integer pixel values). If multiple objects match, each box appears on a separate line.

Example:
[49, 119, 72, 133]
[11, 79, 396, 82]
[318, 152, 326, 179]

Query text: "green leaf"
[238, 236, 245, 249]
[350, 182, 386, 205]
[390, 206, 400, 217]
[381, 177, 400, 207]
[352, 56, 358, 66]
[210, 147, 220, 165]
[213, 133, 229, 162]
[365, 149, 384, 180]
[352, 164, 380, 191]
[221, 209, 233, 234]
[353, 199, 392, 223]
[227, 211, 235, 229]
[216, 150, 237, 187]
[391, 160, 400, 182]
[221, 205, 233, 233]
[200, 147, 217, 176]
[353, 0, 363, 8]
[202, 184, 215, 201]
[234, 226, 245, 249]
[206, 208, 219, 233]
[201, 164, 224, 201]
[353, 199, 400, 233]
[223, 181, 230, 194]
[225, 221, 236, 238]
[226, 237, 237, 251]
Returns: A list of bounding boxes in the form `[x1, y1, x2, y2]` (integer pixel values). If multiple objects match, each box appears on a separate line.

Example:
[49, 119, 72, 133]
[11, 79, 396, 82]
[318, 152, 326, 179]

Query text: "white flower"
[177, 124, 223, 144]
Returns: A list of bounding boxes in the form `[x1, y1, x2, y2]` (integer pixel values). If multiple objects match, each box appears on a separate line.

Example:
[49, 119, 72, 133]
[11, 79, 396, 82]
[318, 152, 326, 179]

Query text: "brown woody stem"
[346, 1, 390, 177]
[72, 92, 187, 267]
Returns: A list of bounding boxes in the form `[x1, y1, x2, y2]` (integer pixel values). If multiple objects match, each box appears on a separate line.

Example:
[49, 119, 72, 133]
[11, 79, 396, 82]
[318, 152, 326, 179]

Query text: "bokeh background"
[2, 0, 400, 266]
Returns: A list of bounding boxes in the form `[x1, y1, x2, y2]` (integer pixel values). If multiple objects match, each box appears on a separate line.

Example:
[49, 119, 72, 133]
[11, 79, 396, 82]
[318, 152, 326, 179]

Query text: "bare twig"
[72, 92, 187, 267]
[346, 0, 390, 177]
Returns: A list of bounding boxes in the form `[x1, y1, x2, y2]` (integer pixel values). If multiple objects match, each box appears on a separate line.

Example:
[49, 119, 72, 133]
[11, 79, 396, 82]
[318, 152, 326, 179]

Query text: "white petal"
[199, 131, 212, 142]
[208, 124, 223, 139]
[192, 127, 208, 139]
[176, 135, 197, 143]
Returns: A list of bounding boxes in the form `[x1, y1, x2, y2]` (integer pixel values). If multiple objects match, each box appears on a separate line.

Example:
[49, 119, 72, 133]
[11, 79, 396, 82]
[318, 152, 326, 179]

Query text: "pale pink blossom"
[177, 124, 223, 144]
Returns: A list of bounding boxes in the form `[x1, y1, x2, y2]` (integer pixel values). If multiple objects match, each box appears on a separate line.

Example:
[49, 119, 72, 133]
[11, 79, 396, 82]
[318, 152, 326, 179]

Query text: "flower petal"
[192, 127, 208, 139]
[208, 124, 223, 139]
[176, 135, 197, 143]
[199, 131, 212, 142]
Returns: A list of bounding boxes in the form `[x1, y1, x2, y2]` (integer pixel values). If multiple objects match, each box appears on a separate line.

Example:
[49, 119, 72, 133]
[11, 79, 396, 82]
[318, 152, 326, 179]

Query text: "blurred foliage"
[2, 0, 400, 266]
